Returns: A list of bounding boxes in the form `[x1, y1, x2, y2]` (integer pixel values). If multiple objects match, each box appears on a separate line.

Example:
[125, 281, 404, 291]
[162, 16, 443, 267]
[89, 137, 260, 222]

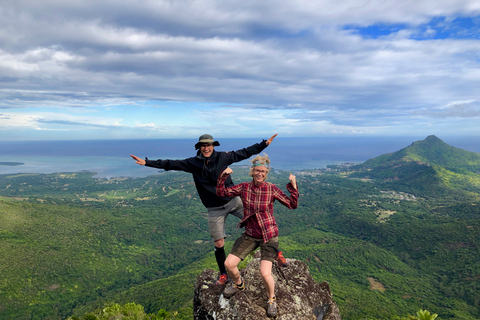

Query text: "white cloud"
[134, 122, 157, 128]
[0, 113, 39, 129]
[0, 0, 479, 139]
[431, 100, 480, 118]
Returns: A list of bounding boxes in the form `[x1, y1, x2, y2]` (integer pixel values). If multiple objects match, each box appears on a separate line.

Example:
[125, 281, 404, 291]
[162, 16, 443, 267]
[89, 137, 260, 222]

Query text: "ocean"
[1, 136, 479, 178]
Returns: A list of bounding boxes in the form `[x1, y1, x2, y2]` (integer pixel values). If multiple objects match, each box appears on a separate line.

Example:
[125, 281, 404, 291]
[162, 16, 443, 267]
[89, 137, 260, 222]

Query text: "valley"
[0, 136, 479, 320]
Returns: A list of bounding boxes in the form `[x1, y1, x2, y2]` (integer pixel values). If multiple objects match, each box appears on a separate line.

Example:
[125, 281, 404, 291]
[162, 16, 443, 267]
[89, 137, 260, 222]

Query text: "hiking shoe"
[223, 281, 245, 298]
[215, 274, 228, 285]
[276, 251, 289, 267]
[267, 297, 277, 317]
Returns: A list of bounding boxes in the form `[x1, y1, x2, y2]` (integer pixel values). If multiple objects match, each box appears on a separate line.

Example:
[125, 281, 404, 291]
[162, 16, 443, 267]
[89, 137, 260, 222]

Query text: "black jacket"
[145, 140, 268, 208]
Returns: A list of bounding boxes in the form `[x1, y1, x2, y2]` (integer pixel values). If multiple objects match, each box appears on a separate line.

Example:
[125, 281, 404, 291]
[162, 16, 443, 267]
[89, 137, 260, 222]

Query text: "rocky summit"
[193, 252, 341, 320]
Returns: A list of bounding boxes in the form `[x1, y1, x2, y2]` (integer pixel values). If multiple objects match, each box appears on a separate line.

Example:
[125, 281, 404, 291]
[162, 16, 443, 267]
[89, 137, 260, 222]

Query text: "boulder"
[193, 252, 341, 319]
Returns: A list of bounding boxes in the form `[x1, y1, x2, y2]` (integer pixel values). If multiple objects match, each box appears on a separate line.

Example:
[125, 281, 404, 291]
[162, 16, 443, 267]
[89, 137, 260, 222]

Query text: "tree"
[409, 309, 438, 320]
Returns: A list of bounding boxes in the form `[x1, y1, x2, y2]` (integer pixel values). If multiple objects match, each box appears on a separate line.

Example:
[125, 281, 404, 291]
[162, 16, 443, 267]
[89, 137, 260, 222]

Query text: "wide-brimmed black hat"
[195, 134, 220, 149]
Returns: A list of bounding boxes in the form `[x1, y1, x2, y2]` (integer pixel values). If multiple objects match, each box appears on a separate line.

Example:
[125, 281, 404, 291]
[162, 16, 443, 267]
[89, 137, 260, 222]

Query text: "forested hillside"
[351, 135, 480, 194]
[1, 137, 479, 319]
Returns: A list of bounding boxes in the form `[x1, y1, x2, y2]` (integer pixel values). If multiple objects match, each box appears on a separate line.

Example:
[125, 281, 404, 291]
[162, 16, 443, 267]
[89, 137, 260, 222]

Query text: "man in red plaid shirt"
[216, 154, 298, 317]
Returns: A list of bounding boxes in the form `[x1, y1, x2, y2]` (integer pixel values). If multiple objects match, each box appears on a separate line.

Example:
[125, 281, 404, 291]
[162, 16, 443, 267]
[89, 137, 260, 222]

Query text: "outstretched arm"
[131, 154, 193, 173]
[228, 133, 278, 164]
[130, 154, 146, 166]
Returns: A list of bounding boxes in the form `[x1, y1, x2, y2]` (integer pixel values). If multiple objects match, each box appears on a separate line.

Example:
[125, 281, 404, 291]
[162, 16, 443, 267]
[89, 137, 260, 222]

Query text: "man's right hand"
[130, 154, 146, 166]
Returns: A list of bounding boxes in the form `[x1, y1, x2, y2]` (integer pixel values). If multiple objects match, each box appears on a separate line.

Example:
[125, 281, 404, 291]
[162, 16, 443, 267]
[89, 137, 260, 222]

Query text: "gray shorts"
[231, 233, 279, 262]
[207, 197, 244, 241]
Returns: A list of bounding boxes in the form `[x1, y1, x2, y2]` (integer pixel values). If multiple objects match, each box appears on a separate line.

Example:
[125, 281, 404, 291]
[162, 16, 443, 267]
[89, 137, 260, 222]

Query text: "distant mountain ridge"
[363, 135, 480, 170]
[351, 135, 480, 193]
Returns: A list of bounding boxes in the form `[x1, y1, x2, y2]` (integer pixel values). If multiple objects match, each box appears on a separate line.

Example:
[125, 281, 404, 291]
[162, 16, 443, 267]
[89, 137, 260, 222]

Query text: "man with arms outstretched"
[130, 133, 287, 285]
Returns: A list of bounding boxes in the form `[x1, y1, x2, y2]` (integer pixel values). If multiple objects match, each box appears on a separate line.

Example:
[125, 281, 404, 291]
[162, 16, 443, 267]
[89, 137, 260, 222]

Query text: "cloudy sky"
[1, 0, 479, 141]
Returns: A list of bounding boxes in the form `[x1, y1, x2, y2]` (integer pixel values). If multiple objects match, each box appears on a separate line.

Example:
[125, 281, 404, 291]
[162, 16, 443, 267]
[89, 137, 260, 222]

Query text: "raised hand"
[222, 167, 233, 176]
[266, 134, 278, 146]
[289, 173, 297, 190]
[130, 154, 146, 166]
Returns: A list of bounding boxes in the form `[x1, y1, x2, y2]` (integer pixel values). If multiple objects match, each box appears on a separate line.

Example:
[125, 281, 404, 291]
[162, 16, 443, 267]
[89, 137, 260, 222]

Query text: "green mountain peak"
[364, 135, 480, 169]
[403, 136, 480, 168]
[353, 136, 480, 192]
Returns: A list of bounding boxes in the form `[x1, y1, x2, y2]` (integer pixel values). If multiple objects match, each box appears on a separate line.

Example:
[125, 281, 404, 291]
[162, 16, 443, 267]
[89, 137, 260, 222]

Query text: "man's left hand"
[266, 134, 278, 146]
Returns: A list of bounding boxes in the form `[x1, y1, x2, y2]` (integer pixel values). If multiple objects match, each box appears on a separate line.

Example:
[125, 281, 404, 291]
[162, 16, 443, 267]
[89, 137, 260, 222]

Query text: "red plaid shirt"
[216, 173, 299, 243]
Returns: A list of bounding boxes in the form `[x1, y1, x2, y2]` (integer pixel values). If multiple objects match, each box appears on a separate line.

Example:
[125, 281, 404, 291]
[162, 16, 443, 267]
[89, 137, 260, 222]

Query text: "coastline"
[2, 136, 479, 178]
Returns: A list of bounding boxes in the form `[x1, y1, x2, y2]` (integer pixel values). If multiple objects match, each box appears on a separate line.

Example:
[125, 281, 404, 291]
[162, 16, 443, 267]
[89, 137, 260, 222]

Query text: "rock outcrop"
[193, 252, 341, 319]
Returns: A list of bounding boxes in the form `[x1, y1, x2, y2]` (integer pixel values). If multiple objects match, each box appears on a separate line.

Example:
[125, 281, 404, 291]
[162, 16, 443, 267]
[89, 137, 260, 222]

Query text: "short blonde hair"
[249, 154, 270, 179]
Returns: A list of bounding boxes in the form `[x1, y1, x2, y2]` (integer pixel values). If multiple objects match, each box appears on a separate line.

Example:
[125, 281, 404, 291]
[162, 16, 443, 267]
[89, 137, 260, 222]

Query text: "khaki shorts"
[207, 197, 244, 241]
[230, 233, 279, 262]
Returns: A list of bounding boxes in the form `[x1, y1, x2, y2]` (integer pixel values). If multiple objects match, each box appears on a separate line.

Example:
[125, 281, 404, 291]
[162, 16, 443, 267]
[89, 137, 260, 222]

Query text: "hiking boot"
[276, 251, 289, 267]
[215, 273, 228, 285]
[223, 281, 245, 298]
[267, 297, 277, 317]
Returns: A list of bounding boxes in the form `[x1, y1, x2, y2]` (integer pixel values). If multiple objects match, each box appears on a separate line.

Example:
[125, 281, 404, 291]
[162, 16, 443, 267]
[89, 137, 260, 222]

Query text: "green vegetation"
[408, 309, 439, 320]
[0, 136, 479, 319]
[66, 302, 179, 320]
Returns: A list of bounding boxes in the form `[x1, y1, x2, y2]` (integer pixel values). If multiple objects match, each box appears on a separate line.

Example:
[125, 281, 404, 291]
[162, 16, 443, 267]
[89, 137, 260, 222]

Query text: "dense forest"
[0, 136, 479, 320]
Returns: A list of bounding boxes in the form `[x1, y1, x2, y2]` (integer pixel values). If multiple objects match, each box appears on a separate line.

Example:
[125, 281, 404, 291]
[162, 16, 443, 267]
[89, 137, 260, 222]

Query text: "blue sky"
[1, 0, 479, 140]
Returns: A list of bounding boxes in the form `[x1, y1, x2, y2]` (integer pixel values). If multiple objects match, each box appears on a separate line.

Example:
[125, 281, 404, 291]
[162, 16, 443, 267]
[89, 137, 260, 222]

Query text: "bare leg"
[215, 238, 225, 248]
[260, 260, 274, 299]
[224, 254, 242, 285]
